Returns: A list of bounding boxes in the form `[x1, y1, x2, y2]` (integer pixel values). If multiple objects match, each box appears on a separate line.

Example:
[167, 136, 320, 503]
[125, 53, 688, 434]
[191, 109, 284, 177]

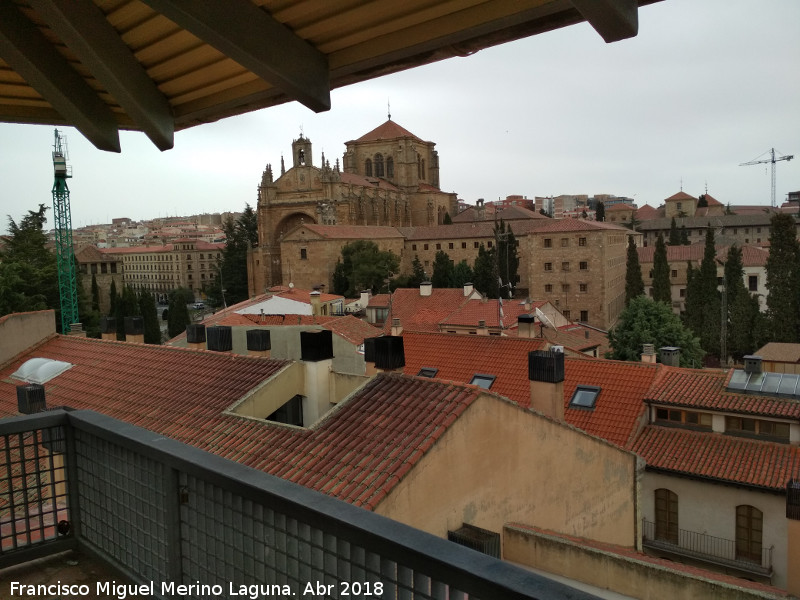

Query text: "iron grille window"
[447, 524, 500, 558]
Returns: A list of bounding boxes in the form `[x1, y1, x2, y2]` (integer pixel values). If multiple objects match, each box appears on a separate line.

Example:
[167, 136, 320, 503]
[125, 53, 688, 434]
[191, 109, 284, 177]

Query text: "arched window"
[365, 159, 372, 177]
[386, 156, 394, 178]
[736, 505, 763, 563]
[374, 153, 384, 177]
[654, 488, 678, 544]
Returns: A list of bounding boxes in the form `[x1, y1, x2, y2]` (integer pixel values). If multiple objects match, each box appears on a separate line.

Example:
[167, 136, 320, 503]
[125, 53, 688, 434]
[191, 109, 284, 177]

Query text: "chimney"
[788, 480, 800, 597]
[186, 324, 206, 351]
[300, 330, 334, 425]
[659, 346, 680, 367]
[743, 355, 762, 374]
[360, 289, 371, 310]
[206, 326, 232, 352]
[374, 336, 405, 373]
[391, 318, 403, 336]
[67, 323, 86, 337]
[524, 297, 532, 311]
[363, 336, 379, 376]
[124, 316, 144, 344]
[528, 350, 565, 421]
[463, 282, 474, 297]
[517, 314, 536, 339]
[477, 319, 489, 336]
[310, 290, 322, 316]
[246, 329, 271, 358]
[100, 316, 116, 341]
[420, 281, 432, 297]
[641, 344, 657, 364]
[17, 383, 46, 414]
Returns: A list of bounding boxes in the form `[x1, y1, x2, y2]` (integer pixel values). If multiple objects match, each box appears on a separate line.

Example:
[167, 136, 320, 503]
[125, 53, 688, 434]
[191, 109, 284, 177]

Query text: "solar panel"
[727, 369, 749, 391]
[744, 372, 765, 393]
[777, 374, 800, 398]
[761, 372, 783, 395]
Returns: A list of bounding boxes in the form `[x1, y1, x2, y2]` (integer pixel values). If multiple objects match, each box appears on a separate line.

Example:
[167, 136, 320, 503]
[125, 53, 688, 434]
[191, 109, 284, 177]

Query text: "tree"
[431, 251, 454, 288]
[167, 287, 193, 339]
[450, 260, 474, 288]
[208, 204, 261, 307]
[472, 244, 497, 298]
[115, 285, 140, 340]
[332, 240, 400, 297]
[0, 204, 59, 324]
[724, 245, 762, 359]
[109, 279, 118, 317]
[624, 213, 640, 231]
[608, 296, 704, 367]
[443, 211, 452, 225]
[668, 217, 680, 246]
[625, 236, 644, 306]
[138, 289, 161, 344]
[495, 220, 520, 297]
[91, 275, 100, 312]
[652, 233, 671, 304]
[595, 202, 605, 222]
[685, 227, 721, 356]
[764, 213, 800, 342]
[410, 255, 426, 287]
[679, 226, 690, 245]
[697, 194, 708, 208]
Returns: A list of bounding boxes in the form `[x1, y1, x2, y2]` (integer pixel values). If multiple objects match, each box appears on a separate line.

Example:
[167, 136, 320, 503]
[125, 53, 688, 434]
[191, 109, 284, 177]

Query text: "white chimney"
[463, 282, 474, 297]
[420, 282, 432, 297]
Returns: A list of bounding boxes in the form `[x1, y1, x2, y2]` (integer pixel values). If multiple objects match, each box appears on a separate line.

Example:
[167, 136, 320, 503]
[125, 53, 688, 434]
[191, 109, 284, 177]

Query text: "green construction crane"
[52, 129, 79, 333]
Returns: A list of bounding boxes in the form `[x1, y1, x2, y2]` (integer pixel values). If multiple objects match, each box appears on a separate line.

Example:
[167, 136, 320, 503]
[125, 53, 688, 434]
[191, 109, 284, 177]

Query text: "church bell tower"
[292, 135, 313, 168]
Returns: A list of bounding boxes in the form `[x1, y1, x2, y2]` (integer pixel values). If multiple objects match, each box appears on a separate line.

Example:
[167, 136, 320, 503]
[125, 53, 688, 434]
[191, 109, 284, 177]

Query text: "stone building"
[248, 120, 458, 295]
[75, 245, 124, 314]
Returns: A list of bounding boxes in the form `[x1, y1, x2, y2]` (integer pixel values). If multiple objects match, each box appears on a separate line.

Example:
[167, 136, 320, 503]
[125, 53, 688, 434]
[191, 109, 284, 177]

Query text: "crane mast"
[52, 129, 79, 333]
[739, 148, 794, 208]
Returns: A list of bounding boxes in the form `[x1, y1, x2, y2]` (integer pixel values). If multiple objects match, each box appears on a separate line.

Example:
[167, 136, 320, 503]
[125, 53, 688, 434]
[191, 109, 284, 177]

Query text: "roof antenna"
[387, 98, 391, 121]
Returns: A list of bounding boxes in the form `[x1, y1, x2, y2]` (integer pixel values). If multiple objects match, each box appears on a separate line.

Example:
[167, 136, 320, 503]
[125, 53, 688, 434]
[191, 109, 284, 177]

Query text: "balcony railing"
[1, 410, 602, 600]
[641, 519, 773, 576]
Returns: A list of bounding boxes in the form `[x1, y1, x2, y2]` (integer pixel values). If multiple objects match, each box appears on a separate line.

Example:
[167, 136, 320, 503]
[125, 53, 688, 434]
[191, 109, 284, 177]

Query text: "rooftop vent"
[528, 350, 565, 384]
[660, 346, 680, 367]
[300, 329, 333, 362]
[374, 336, 405, 370]
[206, 326, 233, 352]
[246, 329, 271, 352]
[363, 337, 378, 363]
[17, 383, 46, 414]
[517, 314, 535, 324]
[743, 355, 762, 374]
[100, 316, 116, 334]
[12, 358, 73, 385]
[186, 324, 206, 344]
[124, 316, 144, 335]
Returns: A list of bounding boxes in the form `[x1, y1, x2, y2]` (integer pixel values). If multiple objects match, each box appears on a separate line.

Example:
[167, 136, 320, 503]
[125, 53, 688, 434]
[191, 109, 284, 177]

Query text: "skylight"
[569, 385, 601, 409]
[726, 369, 800, 399]
[469, 374, 496, 389]
[11, 358, 73, 385]
[417, 367, 438, 378]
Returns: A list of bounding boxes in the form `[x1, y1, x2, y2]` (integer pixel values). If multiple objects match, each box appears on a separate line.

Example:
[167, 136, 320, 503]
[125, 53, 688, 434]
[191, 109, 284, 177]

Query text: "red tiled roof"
[754, 343, 800, 363]
[635, 204, 660, 220]
[299, 224, 404, 239]
[384, 288, 473, 333]
[665, 191, 697, 202]
[339, 171, 400, 191]
[637, 243, 768, 267]
[440, 298, 530, 329]
[527, 217, 630, 233]
[0, 335, 482, 510]
[234, 314, 338, 326]
[703, 194, 723, 206]
[322, 316, 382, 346]
[631, 426, 800, 492]
[367, 294, 390, 307]
[646, 367, 800, 419]
[352, 120, 422, 143]
[605, 203, 634, 212]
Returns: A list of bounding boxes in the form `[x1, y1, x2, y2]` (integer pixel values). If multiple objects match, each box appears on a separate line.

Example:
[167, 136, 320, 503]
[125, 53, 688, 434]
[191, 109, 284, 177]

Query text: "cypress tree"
[138, 289, 161, 344]
[624, 235, 644, 306]
[109, 279, 118, 316]
[91, 274, 100, 312]
[595, 202, 605, 222]
[679, 226, 690, 245]
[698, 227, 721, 356]
[724, 245, 759, 359]
[764, 213, 800, 341]
[431, 251, 454, 288]
[668, 217, 680, 246]
[652, 233, 671, 304]
[472, 244, 498, 298]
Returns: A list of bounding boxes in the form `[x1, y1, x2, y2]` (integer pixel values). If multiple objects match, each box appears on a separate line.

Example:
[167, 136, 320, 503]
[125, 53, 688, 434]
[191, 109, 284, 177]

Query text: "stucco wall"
[0, 310, 56, 366]
[376, 394, 639, 549]
[504, 526, 782, 600]
[641, 472, 787, 589]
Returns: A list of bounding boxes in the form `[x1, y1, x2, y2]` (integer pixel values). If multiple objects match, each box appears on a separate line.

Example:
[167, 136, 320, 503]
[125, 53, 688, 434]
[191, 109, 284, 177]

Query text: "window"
[436, 243, 441, 250]
[101, 263, 108, 274]
[300, 248, 307, 260]
[562, 310, 570, 319]
[461, 242, 467, 249]
[676, 202, 682, 210]
[386, 156, 394, 178]
[544, 263, 553, 271]
[110, 263, 117, 274]
[579, 237, 587, 246]
[757, 227, 761, 233]
[544, 238, 552, 248]
[579, 283, 587, 293]
[561, 262, 570, 271]
[748, 275, 758, 291]
[487, 241, 493, 248]
[545, 284, 553, 293]
[569, 385, 600, 409]
[424, 244, 429, 250]
[561, 284, 571, 293]
[374, 153, 384, 177]
[655, 489, 679, 544]
[736, 505, 763, 564]
[365, 159, 372, 176]
[656, 408, 712, 429]
[561, 238, 569, 247]
[448, 524, 500, 558]
[474, 242, 479, 249]
[417, 367, 438, 378]
[449, 243, 454, 250]
[412, 244, 417, 251]
[671, 269, 677, 278]
[679, 288, 686, 298]
[580, 310, 588, 321]
[469, 374, 496, 389]
[726, 416, 790, 441]
[91, 263, 98, 274]
[579, 261, 588, 270]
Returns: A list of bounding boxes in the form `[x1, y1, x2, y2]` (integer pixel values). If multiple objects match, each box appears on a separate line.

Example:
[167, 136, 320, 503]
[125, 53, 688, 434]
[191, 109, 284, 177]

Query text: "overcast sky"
[1, 0, 798, 231]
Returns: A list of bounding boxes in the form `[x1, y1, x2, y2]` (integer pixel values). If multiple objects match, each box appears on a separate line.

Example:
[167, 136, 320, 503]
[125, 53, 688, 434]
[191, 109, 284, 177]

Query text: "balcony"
[1, 410, 602, 599]
[641, 519, 773, 579]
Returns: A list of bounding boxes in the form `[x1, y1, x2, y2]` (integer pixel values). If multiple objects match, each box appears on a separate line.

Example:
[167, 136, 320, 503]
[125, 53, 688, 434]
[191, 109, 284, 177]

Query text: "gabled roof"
[351, 120, 423, 143]
[637, 243, 768, 267]
[439, 298, 531, 329]
[0, 333, 483, 510]
[754, 343, 800, 363]
[665, 191, 697, 202]
[528, 218, 631, 233]
[631, 426, 800, 492]
[635, 204, 660, 220]
[339, 172, 400, 191]
[323, 316, 383, 346]
[383, 288, 474, 333]
[606, 203, 635, 212]
[702, 194, 723, 206]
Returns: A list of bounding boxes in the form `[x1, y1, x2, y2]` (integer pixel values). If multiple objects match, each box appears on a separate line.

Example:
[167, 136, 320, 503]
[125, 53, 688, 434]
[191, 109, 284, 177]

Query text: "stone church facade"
[247, 120, 458, 295]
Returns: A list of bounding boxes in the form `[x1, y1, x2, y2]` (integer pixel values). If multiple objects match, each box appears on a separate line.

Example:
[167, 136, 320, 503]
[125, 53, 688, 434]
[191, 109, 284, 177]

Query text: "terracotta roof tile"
[351, 120, 422, 143]
[300, 224, 403, 239]
[754, 343, 800, 363]
[339, 171, 400, 190]
[526, 217, 630, 233]
[665, 191, 697, 202]
[322, 316, 382, 345]
[631, 426, 800, 492]
[384, 288, 473, 333]
[635, 204, 660, 220]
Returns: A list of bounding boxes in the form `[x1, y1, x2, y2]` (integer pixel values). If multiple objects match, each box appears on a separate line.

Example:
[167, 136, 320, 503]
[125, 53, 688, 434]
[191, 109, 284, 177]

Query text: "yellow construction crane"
[739, 148, 794, 208]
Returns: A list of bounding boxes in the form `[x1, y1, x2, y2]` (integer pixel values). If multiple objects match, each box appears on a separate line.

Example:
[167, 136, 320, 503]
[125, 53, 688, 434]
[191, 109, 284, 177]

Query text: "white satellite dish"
[535, 307, 555, 329]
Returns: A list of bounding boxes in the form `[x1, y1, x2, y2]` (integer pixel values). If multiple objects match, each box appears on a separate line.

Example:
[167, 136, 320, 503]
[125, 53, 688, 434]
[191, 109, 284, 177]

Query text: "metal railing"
[1, 410, 602, 599]
[641, 519, 773, 574]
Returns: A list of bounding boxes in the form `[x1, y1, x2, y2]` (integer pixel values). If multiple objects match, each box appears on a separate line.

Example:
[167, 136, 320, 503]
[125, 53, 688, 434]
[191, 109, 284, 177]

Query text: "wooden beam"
[0, 2, 120, 151]
[140, 0, 330, 113]
[570, 0, 638, 43]
[30, 0, 174, 150]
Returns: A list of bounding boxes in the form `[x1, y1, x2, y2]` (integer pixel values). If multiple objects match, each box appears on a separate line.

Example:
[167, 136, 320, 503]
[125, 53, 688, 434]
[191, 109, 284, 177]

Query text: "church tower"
[292, 135, 313, 167]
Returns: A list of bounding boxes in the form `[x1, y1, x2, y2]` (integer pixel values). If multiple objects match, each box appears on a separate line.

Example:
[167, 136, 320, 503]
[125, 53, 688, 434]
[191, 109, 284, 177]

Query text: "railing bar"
[32, 431, 47, 546]
[17, 432, 30, 548]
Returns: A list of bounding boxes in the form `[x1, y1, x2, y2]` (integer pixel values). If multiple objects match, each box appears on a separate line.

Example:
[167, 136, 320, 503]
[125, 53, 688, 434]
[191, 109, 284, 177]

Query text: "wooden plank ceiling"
[0, 0, 657, 151]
